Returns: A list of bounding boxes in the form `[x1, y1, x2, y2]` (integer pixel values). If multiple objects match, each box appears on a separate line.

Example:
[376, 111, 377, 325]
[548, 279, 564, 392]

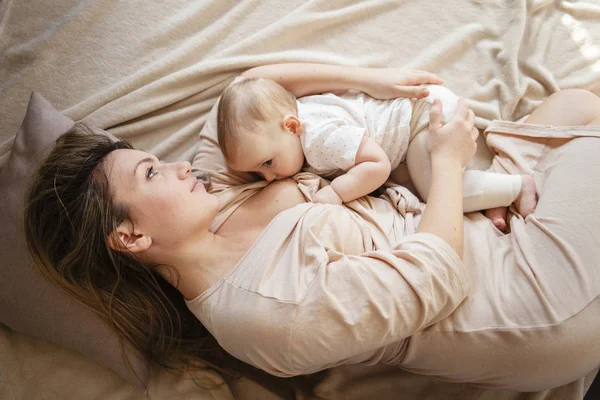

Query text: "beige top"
[186, 175, 467, 377]
[189, 120, 600, 391]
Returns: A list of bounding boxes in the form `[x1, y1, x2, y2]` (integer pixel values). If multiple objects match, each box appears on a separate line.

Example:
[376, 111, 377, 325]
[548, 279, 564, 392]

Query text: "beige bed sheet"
[1, 0, 599, 399]
[2, 322, 597, 400]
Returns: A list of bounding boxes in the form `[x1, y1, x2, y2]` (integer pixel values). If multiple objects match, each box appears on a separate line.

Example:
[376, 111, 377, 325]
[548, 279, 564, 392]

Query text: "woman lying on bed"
[24, 64, 600, 393]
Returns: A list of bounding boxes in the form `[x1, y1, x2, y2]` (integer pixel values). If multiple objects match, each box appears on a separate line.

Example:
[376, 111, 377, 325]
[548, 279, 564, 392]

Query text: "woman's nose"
[175, 161, 192, 178]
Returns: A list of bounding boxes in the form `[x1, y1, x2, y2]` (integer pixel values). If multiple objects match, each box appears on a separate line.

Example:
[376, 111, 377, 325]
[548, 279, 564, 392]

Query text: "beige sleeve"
[288, 232, 469, 375]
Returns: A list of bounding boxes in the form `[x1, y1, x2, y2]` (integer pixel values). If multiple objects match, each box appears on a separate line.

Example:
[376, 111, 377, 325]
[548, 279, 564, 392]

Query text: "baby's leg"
[406, 129, 536, 228]
[406, 85, 537, 229]
[484, 175, 538, 230]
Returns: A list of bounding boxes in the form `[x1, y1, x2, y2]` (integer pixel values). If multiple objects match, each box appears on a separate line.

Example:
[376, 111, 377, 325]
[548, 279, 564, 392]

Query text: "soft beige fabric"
[4, 320, 595, 400]
[187, 121, 600, 391]
[185, 177, 467, 376]
[3, 0, 600, 170]
[402, 121, 600, 391]
[2, 0, 600, 399]
[0, 323, 235, 400]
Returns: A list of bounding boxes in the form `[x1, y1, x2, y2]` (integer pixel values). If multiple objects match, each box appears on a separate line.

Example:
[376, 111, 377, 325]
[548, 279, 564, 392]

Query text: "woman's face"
[103, 149, 220, 249]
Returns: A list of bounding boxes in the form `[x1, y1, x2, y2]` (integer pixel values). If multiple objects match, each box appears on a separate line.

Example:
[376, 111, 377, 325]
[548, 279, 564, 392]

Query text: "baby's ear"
[282, 115, 303, 136]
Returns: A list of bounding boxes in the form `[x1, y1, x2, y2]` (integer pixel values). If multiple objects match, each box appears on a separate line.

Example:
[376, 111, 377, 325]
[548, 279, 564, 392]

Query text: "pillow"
[0, 92, 148, 388]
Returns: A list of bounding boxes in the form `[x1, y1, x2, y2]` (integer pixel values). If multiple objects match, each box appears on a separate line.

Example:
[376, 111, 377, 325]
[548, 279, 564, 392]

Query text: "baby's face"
[227, 120, 305, 182]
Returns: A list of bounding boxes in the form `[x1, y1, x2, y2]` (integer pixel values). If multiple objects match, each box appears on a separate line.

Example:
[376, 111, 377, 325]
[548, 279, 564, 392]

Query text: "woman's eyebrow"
[133, 157, 154, 176]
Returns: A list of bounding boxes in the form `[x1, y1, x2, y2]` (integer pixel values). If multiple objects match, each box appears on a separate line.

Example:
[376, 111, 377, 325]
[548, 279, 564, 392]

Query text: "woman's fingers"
[452, 98, 469, 122]
[396, 85, 431, 99]
[448, 98, 471, 132]
[366, 69, 444, 100]
[427, 96, 479, 167]
[402, 70, 444, 86]
[429, 99, 444, 129]
[467, 109, 475, 128]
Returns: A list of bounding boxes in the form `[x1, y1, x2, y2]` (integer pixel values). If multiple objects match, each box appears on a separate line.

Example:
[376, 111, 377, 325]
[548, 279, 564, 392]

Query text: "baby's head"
[217, 78, 305, 182]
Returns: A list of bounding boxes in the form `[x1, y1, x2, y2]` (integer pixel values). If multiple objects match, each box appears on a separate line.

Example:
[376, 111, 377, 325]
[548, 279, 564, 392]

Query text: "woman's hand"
[361, 68, 444, 100]
[426, 98, 478, 168]
[243, 63, 444, 99]
[416, 98, 476, 258]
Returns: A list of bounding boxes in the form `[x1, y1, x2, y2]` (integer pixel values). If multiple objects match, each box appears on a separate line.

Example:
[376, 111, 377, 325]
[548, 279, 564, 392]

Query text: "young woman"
[24, 64, 600, 394]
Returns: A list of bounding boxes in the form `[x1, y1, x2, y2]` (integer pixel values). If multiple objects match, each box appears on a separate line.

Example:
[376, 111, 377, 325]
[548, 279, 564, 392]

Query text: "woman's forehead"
[103, 149, 156, 184]
[108, 149, 154, 167]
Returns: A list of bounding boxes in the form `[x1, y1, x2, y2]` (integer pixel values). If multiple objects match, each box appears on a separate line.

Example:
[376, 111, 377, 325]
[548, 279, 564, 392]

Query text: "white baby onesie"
[297, 85, 458, 178]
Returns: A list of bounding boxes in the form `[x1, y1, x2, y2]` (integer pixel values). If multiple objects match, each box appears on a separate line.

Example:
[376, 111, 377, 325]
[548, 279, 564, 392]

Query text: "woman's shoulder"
[208, 203, 367, 303]
[186, 203, 372, 376]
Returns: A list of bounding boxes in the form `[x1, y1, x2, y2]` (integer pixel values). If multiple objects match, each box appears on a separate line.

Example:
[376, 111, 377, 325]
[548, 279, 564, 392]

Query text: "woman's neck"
[152, 230, 247, 300]
[156, 179, 308, 300]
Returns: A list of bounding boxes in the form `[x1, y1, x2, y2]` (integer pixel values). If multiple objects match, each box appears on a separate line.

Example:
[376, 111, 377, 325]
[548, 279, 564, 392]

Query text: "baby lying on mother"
[25, 63, 600, 392]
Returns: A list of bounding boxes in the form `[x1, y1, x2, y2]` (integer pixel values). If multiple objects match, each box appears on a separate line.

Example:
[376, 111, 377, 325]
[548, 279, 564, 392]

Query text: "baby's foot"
[515, 175, 537, 218]
[485, 207, 508, 232]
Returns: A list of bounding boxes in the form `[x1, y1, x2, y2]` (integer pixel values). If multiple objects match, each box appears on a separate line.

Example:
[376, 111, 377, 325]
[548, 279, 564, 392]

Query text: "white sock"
[462, 170, 521, 212]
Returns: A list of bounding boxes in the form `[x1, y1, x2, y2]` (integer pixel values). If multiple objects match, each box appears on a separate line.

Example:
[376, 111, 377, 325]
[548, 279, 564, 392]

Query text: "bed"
[1, 0, 599, 399]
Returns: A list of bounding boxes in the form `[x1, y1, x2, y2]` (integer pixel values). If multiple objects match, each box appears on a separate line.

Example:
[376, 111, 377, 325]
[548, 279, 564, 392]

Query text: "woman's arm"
[416, 99, 478, 258]
[286, 228, 469, 376]
[418, 156, 465, 257]
[242, 63, 444, 99]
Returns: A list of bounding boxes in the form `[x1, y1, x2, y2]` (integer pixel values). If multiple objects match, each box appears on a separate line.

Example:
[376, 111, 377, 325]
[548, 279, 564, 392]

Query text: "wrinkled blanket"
[1, 0, 599, 398]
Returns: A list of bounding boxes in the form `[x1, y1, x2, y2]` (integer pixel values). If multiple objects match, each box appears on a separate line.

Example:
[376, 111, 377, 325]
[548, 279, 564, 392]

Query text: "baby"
[217, 77, 537, 230]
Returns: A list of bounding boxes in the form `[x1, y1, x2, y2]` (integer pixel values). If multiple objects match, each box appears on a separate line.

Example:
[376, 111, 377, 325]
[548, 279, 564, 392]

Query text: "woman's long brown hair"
[23, 122, 325, 399]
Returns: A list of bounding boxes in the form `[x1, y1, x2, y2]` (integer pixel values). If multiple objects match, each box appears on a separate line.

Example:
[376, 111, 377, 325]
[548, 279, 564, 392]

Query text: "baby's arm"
[314, 137, 391, 204]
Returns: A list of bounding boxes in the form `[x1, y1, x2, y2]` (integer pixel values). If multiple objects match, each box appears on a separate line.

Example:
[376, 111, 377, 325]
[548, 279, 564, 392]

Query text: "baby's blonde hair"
[217, 77, 297, 160]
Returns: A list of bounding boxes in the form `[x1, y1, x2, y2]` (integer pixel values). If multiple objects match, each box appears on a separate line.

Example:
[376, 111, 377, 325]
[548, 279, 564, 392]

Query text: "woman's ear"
[107, 220, 152, 254]
[282, 115, 303, 136]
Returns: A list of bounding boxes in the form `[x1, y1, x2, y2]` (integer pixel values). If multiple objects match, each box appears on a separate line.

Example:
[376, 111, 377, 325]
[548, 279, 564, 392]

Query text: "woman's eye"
[146, 166, 158, 179]
[263, 160, 273, 167]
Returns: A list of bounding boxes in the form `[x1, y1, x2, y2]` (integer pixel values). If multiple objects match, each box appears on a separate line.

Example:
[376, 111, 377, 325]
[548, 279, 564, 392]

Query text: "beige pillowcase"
[0, 92, 148, 387]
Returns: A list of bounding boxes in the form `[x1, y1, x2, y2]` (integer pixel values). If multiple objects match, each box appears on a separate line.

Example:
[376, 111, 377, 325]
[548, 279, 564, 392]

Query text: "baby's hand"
[313, 186, 343, 205]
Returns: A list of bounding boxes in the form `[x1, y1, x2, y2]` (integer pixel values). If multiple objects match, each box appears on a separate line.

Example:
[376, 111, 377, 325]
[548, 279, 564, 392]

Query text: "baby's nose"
[261, 171, 276, 182]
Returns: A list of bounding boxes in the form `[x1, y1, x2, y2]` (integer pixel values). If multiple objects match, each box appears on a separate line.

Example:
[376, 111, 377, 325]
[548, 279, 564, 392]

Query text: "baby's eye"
[146, 166, 159, 179]
[262, 160, 273, 167]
